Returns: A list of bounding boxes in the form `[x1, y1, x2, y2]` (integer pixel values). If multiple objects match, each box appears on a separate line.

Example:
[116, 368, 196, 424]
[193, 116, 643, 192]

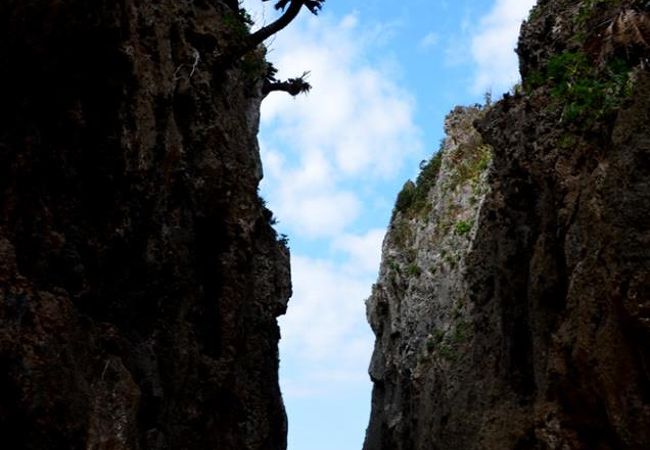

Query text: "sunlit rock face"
[364, 0, 650, 448]
[0, 1, 290, 449]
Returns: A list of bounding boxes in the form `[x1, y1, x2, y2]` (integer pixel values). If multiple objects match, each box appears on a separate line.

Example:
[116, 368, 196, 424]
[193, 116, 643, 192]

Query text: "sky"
[241, 1, 536, 449]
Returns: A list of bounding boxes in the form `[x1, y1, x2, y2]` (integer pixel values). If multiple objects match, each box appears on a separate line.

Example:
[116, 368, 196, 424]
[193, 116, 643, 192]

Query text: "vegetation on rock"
[393, 151, 443, 218]
[237, 0, 327, 97]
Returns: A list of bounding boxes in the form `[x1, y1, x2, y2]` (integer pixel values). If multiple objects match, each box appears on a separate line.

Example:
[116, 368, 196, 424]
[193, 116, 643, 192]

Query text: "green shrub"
[425, 330, 444, 352]
[551, 52, 631, 123]
[413, 151, 443, 206]
[451, 321, 471, 344]
[394, 181, 415, 213]
[406, 263, 422, 277]
[393, 151, 443, 217]
[454, 220, 473, 236]
[438, 342, 456, 361]
[223, 8, 252, 38]
[526, 50, 632, 124]
[278, 233, 290, 248]
[525, 69, 546, 92]
[447, 143, 492, 190]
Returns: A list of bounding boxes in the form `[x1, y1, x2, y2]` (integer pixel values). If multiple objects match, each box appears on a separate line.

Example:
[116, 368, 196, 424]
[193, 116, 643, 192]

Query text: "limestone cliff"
[0, 1, 290, 449]
[364, 0, 650, 448]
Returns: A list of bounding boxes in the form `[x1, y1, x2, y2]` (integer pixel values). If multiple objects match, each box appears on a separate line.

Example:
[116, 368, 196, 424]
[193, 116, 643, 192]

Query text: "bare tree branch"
[218, 1, 325, 99]
[243, 0, 325, 54]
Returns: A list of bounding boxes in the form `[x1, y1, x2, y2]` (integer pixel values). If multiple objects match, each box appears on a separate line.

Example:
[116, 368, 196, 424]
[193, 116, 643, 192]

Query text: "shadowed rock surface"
[0, 1, 290, 449]
[364, 0, 650, 448]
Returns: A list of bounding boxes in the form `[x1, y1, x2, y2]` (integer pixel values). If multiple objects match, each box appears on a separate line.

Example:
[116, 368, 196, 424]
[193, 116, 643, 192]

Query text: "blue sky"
[241, 1, 536, 449]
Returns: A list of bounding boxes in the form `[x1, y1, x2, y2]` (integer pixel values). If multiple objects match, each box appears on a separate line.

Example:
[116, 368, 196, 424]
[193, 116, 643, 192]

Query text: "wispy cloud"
[333, 229, 386, 274]
[240, 1, 423, 399]
[256, 10, 422, 239]
[470, 0, 536, 94]
[281, 254, 372, 363]
[278, 250, 376, 398]
[419, 31, 440, 50]
[260, 14, 420, 178]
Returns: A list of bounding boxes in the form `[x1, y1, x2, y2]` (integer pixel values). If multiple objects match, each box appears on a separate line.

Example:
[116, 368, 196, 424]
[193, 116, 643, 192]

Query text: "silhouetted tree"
[227, 0, 324, 97]
[244, 0, 325, 54]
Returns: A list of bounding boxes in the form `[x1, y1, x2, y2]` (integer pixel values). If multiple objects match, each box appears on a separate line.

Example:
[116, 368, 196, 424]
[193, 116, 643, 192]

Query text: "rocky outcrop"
[0, 1, 290, 449]
[364, 105, 496, 450]
[364, 0, 650, 448]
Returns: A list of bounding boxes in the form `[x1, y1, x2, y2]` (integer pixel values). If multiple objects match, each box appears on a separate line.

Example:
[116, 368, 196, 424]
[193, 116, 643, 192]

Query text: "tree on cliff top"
[235, 0, 325, 55]
[240, 0, 325, 97]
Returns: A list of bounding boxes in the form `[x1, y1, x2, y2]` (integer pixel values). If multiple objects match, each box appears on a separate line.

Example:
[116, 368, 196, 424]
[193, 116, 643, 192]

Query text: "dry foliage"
[586, 9, 650, 63]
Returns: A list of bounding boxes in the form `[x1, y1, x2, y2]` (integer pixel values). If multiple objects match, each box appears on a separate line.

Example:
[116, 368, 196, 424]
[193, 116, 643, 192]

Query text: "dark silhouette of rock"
[0, 1, 291, 449]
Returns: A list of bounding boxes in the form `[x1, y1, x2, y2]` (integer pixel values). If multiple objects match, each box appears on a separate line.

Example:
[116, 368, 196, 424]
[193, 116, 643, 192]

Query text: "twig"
[189, 49, 200, 78]
[101, 359, 111, 380]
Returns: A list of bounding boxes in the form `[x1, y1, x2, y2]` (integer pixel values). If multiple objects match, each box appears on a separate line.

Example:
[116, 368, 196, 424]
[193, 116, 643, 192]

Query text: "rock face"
[0, 1, 290, 449]
[364, 1, 650, 449]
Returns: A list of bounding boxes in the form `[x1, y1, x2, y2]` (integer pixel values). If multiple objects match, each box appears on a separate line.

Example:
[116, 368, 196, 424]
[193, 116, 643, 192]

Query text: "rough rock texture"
[364, 1, 650, 449]
[364, 106, 495, 450]
[0, 1, 290, 449]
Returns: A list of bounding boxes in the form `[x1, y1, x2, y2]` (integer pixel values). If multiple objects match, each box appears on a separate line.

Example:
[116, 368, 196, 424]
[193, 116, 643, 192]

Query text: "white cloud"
[279, 254, 375, 398]
[260, 145, 362, 238]
[280, 254, 373, 362]
[254, 9, 421, 239]
[470, 0, 536, 94]
[281, 368, 370, 398]
[260, 145, 285, 179]
[281, 191, 362, 238]
[260, 14, 420, 178]
[243, 0, 421, 404]
[333, 229, 386, 274]
[280, 380, 323, 399]
[419, 32, 440, 50]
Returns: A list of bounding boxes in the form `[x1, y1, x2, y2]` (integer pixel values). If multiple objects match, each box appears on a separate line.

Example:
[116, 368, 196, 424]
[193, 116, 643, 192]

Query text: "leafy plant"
[425, 330, 444, 352]
[278, 233, 290, 248]
[225, 1, 327, 97]
[238, 6, 254, 26]
[438, 342, 457, 361]
[223, 7, 253, 38]
[527, 4, 542, 22]
[414, 152, 443, 201]
[393, 151, 443, 217]
[394, 181, 416, 213]
[548, 51, 631, 122]
[525, 69, 546, 92]
[406, 263, 422, 277]
[451, 321, 471, 344]
[447, 143, 492, 190]
[558, 133, 578, 149]
[454, 220, 473, 236]
[527, 49, 632, 124]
